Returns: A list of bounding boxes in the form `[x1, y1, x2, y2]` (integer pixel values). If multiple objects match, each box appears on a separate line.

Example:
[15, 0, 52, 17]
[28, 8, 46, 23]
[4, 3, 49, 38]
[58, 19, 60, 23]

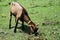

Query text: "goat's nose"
[34, 28, 38, 33]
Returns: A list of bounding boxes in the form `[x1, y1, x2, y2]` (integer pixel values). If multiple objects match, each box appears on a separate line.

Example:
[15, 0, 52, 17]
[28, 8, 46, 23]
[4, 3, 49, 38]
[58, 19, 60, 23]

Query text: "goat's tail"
[8, 2, 11, 5]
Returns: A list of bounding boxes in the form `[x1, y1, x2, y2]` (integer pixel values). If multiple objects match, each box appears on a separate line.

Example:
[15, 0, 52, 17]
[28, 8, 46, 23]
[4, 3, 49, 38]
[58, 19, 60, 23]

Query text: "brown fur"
[9, 2, 38, 33]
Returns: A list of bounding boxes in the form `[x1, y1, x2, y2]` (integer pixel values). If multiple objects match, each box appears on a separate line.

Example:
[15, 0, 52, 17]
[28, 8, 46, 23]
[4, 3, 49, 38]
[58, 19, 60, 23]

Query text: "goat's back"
[10, 2, 23, 15]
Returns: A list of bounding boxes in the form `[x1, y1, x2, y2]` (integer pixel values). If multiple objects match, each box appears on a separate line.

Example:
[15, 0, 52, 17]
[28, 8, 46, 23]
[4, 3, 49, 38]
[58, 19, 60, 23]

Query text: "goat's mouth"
[33, 28, 39, 36]
[34, 28, 38, 33]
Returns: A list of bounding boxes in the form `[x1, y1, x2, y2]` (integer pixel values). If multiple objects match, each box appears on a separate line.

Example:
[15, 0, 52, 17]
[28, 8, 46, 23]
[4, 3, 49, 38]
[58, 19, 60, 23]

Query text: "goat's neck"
[28, 20, 34, 25]
[28, 20, 35, 28]
[28, 21, 31, 24]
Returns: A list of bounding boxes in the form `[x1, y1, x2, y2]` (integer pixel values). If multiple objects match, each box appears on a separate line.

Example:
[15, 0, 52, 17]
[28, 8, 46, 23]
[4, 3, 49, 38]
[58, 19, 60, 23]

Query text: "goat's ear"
[36, 24, 38, 26]
[9, 2, 11, 5]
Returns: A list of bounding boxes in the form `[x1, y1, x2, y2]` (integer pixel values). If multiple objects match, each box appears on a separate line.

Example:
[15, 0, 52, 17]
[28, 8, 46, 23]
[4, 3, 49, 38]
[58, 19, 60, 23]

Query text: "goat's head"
[28, 21, 38, 33]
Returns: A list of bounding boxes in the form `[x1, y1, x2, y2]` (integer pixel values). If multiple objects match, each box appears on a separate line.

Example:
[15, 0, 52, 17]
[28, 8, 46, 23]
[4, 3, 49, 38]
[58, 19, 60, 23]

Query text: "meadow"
[0, 0, 60, 40]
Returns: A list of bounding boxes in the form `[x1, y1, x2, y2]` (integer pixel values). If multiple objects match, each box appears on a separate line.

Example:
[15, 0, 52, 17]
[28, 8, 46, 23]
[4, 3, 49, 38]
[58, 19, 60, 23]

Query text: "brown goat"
[9, 2, 38, 34]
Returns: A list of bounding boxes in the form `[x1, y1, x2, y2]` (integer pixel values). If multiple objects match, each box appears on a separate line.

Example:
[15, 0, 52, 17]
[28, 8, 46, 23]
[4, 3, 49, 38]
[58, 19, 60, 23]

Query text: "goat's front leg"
[21, 20, 24, 30]
[14, 16, 18, 33]
[9, 12, 12, 29]
[21, 14, 25, 30]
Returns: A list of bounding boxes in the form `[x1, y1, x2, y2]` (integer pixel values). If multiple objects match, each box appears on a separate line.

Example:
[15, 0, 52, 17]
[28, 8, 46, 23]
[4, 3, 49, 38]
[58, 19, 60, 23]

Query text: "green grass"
[0, 0, 60, 40]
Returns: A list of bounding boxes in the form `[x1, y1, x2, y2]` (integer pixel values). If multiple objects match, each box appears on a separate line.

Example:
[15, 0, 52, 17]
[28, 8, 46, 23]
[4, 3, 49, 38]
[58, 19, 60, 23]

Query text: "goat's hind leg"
[9, 12, 12, 29]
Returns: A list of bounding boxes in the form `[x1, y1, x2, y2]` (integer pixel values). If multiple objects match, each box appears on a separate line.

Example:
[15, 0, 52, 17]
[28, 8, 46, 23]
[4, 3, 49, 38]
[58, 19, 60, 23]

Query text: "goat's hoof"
[9, 27, 11, 29]
[14, 31, 16, 33]
[14, 30, 16, 33]
[34, 32, 39, 36]
[28, 32, 32, 35]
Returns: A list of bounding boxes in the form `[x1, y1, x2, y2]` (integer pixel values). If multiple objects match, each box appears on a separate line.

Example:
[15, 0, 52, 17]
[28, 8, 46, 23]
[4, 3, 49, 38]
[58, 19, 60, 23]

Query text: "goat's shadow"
[19, 25, 31, 34]
[10, 25, 31, 34]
